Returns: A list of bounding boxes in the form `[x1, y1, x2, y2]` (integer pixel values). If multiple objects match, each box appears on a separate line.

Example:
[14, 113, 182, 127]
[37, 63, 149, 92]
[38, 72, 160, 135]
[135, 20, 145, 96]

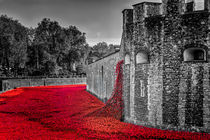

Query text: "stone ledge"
[124, 117, 210, 133]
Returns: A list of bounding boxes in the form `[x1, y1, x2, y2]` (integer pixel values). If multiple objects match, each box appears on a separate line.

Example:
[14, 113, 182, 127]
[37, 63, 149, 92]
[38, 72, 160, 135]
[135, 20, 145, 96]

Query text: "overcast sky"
[0, 0, 204, 46]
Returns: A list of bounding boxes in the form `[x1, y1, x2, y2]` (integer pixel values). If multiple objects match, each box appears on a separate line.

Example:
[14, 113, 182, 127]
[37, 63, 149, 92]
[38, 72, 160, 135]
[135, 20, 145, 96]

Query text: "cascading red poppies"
[85, 60, 124, 120]
[0, 60, 209, 139]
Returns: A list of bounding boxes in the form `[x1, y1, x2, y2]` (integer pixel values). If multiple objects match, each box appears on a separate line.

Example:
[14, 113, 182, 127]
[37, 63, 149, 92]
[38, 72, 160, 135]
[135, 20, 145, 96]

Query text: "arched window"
[125, 54, 130, 65]
[183, 48, 206, 61]
[136, 52, 149, 64]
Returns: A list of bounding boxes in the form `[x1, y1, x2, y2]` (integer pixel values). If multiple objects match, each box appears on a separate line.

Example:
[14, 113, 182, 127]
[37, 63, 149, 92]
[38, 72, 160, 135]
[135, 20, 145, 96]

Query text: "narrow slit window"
[140, 80, 145, 97]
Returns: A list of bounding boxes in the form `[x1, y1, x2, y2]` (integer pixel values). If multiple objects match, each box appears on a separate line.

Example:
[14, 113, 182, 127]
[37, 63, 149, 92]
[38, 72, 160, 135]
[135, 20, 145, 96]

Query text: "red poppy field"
[0, 60, 210, 139]
[0, 84, 209, 140]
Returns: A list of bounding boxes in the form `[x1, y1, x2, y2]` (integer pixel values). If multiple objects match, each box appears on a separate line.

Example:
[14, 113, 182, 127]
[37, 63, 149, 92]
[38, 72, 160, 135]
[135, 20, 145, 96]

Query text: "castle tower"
[132, 2, 163, 126]
[121, 0, 210, 131]
[123, 2, 164, 125]
[87, 0, 210, 132]
[161, 0, 184, 126]
[121, 9, 133, 121]
[161, 0, 210, 128]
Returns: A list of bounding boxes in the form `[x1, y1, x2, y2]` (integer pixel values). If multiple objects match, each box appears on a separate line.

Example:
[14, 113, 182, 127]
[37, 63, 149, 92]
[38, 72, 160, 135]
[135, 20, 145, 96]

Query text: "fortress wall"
[179, 63, 207, 128]
[123, 64, 130, 119]
[129, 1, 210, 130]
[121, 9, 133, 121]
[144, 15, 164, 126]
[160, 2, 210, 128]
[131, 2, 163, 126]
[134, 64, 149, 123]
[161, 1, 184, 126]
[203, 64, 210, 131]
[177, 12, 210, 129]
[1, 78, 86, 91]
[178, 63, 210, 132]
[86, 51, 120, 102]
[86, 1, 210, 132]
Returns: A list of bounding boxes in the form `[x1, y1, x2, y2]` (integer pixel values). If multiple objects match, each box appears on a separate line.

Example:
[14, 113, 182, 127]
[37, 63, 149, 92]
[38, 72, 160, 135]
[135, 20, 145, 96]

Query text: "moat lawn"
[0, 85, 209, 139]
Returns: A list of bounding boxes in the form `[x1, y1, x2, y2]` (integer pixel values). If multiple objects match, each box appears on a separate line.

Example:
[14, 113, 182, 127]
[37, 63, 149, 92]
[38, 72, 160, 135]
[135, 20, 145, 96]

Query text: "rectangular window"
[140, 80, 145, 97]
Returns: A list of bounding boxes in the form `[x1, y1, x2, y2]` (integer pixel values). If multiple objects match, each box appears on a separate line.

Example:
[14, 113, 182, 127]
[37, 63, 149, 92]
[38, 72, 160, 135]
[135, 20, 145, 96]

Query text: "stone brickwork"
[1, 78, 86, 91]
[121, 9, 133, 122]
[86, 51, 120, 102]
[121, 0, 210, 132]
[87, 0, 210, 132]
[123, 64, 130, 119]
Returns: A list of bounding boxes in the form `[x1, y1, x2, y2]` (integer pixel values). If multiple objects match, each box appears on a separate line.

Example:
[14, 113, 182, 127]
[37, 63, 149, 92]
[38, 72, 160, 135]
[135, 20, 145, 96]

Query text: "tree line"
[0, 15, 120, 77]
[0, 15, 89, 77]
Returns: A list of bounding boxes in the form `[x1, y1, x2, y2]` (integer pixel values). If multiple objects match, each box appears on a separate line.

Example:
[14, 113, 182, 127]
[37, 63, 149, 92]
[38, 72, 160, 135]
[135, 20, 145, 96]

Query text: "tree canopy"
[0, 15, 119, 77]
[0, 15, 28, 76]
[0, 16, 89, 77]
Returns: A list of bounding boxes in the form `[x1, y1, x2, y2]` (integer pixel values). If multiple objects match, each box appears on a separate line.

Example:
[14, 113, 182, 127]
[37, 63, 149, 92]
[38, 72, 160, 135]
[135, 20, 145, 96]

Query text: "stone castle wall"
[86, 51, 120, 102]
[122, 1, 210, 132]
[1, 78, 87, 92]
[122, 2, 164, 126]
[87, 0, 210, 132]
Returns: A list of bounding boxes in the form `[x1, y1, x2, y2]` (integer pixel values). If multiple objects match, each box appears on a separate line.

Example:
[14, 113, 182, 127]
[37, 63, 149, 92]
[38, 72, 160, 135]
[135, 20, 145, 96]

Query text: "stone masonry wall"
[134, 64, 149, 124]
[2, 78, 86, 91]
[121, 9, 133, 121]
[179, 63, 205, 128]
[87, 0, 210, 132]
[132, 2, 163, 126]
[123, 1, 210, 132]
[161, 1, 210, 130]
[123, 64, 130, 120]
[86, 51, 120, 102]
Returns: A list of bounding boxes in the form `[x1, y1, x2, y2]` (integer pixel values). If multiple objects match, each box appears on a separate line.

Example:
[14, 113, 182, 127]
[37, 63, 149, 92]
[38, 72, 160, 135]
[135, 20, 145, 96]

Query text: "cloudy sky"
[0, 0, 204, 46]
